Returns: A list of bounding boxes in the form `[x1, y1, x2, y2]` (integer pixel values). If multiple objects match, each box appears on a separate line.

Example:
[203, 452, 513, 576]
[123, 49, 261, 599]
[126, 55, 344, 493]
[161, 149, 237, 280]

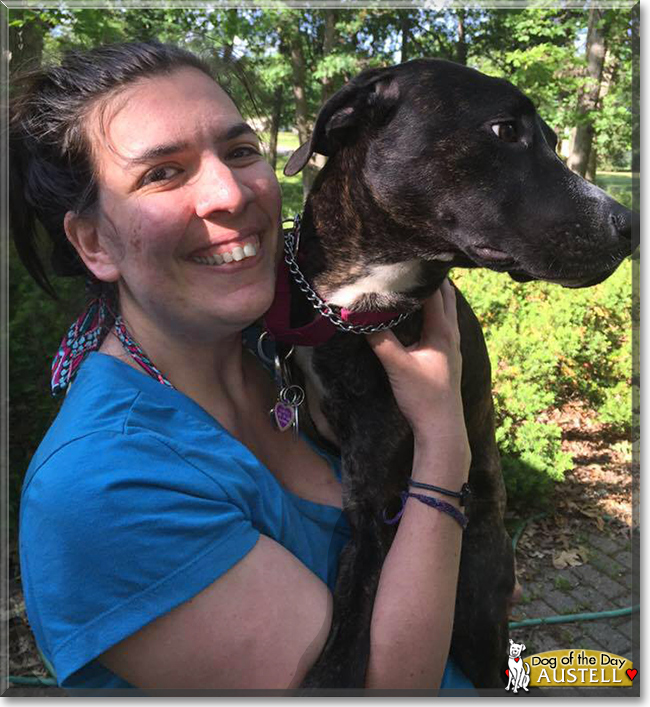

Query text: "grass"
[596, 171, 636, 209]
[277, 131, 300, 151]
[276, 152, 304, 220]
[259, 130, 300, 153]
[554, 576, 574, 593]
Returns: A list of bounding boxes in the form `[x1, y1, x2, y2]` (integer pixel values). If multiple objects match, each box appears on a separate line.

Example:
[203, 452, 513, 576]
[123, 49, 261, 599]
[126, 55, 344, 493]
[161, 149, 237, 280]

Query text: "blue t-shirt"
[19, 351, 473, 690]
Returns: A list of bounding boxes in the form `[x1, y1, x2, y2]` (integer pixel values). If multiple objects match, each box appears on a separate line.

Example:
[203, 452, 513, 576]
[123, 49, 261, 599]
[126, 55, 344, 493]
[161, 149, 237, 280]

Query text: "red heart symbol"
[626, 669, 637, 681]
[515, 657, 520, 662]
[505, 669, 509, 677]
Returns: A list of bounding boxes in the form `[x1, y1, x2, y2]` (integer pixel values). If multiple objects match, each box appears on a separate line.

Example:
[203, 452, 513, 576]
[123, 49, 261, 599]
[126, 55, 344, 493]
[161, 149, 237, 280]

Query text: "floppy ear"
[283, 67, 400, 177]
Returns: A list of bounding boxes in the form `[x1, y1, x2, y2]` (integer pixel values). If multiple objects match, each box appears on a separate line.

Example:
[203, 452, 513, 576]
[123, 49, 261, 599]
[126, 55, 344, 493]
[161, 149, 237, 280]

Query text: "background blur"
[8, 5, 638, 535]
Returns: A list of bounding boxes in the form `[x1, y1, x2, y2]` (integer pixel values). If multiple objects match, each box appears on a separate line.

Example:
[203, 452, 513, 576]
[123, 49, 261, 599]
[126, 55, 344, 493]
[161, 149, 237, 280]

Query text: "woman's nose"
[194, 159, 254, 218]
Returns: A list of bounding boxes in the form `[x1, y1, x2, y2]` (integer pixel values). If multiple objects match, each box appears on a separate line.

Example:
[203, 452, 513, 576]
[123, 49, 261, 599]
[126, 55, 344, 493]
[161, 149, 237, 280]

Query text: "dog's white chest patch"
[325, 259, 423, 308]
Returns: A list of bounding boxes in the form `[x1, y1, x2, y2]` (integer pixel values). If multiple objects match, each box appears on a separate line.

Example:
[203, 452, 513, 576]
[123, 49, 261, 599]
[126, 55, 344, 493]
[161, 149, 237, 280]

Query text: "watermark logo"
[505, 639, 531, 693]
[507, 647, 636, 689]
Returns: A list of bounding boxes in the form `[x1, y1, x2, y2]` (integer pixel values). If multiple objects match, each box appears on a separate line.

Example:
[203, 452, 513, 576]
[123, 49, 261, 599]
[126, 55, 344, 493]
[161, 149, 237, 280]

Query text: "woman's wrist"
[411, 433, 471, 483]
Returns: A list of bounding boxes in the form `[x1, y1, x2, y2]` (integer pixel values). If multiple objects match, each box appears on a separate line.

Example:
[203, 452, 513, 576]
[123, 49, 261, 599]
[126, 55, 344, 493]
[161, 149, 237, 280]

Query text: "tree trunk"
[400, 12, 411, 63]
[313, 9, 338, 171]
[288, 33, 315, 199]
[267, 84, 284, 171]
[631, 2, 639, 179]
[456, 9, 468, 66]
[586, 145, 597, 182]
[321, 9, 337, 103]
[9, 11, 45, 74]
[567, 8, 608, 177]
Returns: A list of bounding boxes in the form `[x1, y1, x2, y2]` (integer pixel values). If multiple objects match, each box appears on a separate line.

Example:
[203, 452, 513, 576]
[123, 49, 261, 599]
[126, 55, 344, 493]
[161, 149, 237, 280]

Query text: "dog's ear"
[284, 67, 399, 176]
[510, 639, 514, 645]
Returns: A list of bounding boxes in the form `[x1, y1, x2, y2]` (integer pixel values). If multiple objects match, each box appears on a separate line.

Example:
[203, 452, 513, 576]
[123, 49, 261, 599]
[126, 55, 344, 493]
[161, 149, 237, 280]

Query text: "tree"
[567, 8, 609, 178]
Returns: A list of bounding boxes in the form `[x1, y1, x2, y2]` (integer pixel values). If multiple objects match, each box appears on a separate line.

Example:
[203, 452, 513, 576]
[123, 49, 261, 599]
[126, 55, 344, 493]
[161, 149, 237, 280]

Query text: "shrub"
[9, 243, 84, 532]
[454, 259, 633, 507]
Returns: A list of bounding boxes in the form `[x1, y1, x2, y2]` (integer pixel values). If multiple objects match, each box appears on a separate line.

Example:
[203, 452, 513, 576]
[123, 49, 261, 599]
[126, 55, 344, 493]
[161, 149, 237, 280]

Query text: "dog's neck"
[294, 152, 452, 317]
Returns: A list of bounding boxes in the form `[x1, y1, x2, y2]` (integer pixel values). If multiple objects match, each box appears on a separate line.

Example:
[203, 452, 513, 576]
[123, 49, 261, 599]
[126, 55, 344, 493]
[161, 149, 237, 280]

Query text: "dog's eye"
[491, 122, 519, 142]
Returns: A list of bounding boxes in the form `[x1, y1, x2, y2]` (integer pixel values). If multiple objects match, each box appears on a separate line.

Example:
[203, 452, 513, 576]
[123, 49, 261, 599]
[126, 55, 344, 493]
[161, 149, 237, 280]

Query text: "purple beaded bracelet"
[383, 491, 469, 530]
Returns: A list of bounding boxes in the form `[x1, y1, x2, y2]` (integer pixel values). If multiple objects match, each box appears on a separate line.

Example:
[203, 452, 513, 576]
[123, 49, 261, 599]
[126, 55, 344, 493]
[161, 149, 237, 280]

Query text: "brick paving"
[509, 525, 639, 697]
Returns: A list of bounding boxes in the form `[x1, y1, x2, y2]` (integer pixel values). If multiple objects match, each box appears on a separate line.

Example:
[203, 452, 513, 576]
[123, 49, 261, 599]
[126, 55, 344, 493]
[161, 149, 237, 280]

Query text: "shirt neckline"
[84, 352, 345, 516]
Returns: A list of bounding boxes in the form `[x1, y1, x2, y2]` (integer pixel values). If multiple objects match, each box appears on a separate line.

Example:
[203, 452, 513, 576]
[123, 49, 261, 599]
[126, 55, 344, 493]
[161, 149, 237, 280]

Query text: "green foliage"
[8, 243, 85, 532]
[453, 257, 632, 507]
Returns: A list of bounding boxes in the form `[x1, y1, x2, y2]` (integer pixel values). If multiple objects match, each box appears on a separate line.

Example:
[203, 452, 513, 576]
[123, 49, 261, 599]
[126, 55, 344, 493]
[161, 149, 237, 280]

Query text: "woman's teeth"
[191, 240, 258, 266]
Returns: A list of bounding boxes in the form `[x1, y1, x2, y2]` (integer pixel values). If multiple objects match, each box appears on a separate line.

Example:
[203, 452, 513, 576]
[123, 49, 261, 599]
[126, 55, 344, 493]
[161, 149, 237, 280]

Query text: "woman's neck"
[99, 304, 264, 431]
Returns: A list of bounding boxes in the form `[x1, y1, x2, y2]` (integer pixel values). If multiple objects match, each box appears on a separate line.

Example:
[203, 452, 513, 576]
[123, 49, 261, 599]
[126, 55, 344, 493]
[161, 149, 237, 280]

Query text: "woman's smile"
[187, 233, 262, 267]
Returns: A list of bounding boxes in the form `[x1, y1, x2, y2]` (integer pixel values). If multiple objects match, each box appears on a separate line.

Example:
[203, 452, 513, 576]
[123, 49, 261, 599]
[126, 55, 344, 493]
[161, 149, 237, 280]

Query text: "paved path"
[509, 526, 639, 696]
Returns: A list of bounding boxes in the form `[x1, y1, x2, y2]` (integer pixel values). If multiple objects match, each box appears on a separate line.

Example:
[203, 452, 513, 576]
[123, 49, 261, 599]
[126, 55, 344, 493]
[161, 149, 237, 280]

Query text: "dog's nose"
[609, 204, 640, 252]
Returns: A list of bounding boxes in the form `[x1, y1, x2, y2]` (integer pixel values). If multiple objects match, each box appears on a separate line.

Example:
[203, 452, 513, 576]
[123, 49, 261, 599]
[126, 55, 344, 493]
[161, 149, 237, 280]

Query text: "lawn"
[596, 172, 637, 210]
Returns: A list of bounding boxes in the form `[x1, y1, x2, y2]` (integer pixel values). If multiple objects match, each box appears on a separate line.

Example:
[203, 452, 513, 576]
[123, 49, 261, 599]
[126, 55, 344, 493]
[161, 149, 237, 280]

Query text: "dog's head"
[509, 639, 526, 658]
[286, 59, 636, 288]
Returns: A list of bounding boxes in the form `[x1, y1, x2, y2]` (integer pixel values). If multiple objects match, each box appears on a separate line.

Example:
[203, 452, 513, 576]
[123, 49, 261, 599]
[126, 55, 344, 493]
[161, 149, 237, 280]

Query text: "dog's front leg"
[450, 290, 514, 687]
[298, 348, 405, 689]
[299, 504, 388, 689]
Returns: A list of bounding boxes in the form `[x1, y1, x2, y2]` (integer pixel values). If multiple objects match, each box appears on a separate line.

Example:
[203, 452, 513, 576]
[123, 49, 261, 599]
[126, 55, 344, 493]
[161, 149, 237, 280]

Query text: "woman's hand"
[366, 279, 469, 461]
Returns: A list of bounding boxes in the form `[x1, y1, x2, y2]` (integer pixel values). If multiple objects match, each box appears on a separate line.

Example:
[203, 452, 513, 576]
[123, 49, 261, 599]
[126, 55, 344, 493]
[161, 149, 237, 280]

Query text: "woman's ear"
[64, 211, 120, 282]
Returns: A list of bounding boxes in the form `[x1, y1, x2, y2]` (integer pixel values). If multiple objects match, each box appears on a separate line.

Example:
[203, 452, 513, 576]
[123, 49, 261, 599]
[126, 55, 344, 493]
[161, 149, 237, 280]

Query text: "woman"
[12, 41, 472, 690]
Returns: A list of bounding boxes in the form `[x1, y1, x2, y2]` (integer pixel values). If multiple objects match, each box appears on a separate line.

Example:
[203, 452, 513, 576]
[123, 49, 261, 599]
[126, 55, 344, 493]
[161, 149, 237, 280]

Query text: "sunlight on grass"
[596, 172, 635, 209]
[276, 153, 304, 220]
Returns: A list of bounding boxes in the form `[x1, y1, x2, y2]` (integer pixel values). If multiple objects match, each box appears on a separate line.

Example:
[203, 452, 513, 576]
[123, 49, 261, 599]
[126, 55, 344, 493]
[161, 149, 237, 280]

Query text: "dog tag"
[270, 384, 305, 435]
[272, 401, 296, 432]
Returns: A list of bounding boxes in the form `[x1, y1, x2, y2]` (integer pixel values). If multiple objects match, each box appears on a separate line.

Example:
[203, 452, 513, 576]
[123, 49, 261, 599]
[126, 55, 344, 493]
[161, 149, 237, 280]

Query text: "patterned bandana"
[51, 296, 113, 396]
[51, 295, 173, 395]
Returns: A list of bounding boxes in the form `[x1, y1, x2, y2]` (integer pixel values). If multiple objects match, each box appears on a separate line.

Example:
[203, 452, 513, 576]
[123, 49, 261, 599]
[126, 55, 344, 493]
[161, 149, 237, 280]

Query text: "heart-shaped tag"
[626, 668, 637, 681]
[515, 657, 520, 662]
[273, 402, 295, 432]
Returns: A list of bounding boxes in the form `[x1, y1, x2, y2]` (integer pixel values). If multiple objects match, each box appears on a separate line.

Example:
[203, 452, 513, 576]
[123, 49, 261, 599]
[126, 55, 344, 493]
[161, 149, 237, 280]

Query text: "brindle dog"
[273, 59, 635, 689]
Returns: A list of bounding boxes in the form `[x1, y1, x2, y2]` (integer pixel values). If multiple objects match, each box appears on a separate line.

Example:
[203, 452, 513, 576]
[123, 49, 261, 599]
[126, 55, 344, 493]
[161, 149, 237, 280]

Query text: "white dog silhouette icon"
[506, 639, 531, 693]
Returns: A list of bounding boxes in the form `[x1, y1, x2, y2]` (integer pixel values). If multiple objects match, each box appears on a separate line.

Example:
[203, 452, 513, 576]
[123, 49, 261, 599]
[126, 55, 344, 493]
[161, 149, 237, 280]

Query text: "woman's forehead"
[90, 68, 244, 164]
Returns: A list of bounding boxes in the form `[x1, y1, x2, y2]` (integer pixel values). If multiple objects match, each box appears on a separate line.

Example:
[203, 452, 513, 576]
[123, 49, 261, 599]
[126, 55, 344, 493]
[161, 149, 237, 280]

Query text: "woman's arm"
[99, 534, 334, 689]
[365, 279, 470, 688]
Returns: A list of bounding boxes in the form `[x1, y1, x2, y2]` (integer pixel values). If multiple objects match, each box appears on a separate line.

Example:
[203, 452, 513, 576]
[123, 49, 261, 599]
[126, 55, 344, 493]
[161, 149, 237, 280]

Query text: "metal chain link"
[283, 214, 413, 335]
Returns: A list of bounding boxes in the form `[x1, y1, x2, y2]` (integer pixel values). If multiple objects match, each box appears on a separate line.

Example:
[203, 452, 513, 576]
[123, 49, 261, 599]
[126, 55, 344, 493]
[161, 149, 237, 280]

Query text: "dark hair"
[10, 41, 217, 298]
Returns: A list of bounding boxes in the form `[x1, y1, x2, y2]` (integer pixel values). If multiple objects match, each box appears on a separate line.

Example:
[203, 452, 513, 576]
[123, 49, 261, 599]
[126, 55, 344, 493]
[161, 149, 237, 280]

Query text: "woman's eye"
[491, 122, 519, 142]
[228, 145, 261, 160]
[141, 165, 181, 186]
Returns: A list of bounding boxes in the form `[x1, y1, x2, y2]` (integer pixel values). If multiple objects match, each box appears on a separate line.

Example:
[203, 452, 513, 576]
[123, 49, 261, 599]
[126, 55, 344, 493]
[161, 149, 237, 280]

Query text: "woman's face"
[85, 67, 283, 341]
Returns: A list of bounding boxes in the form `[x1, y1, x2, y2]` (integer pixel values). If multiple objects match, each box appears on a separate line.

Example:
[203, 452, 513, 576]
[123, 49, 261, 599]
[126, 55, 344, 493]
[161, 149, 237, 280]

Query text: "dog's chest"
[321, 259, 423, 309]
[293, 346, 340, 446]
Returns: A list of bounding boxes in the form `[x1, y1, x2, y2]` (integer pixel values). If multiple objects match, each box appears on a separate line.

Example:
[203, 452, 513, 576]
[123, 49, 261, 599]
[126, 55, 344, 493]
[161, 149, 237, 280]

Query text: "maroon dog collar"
[263, 217, 408, 346]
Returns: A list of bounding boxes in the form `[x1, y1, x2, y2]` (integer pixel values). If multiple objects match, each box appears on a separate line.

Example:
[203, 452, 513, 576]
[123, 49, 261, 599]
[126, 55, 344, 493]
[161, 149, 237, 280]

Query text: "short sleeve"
[19, 429, 260, 687]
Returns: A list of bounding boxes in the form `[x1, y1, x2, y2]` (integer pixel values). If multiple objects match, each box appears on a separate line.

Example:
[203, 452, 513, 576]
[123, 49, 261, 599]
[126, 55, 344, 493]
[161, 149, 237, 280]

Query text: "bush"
[453, 259, 633, 507]
[9, 243, 85, 532]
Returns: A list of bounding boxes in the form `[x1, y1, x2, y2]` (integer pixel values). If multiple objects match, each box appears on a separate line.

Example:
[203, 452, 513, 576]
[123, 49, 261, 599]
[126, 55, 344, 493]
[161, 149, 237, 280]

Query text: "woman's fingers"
[366, 328, 406, 371]
[368, 280, 460, 361]
[440, 279, 458, 320]
[420, 279, 459, 348]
